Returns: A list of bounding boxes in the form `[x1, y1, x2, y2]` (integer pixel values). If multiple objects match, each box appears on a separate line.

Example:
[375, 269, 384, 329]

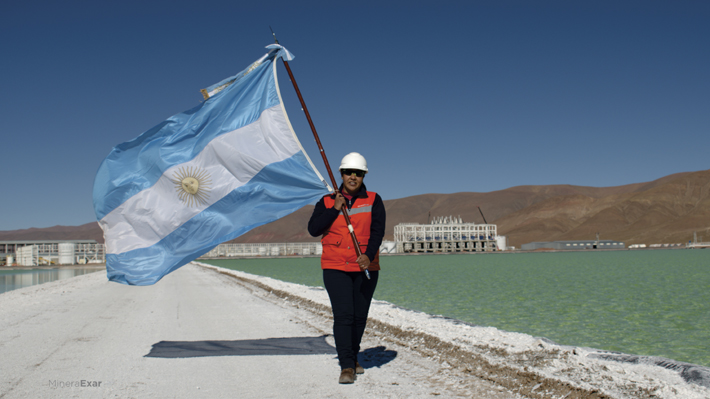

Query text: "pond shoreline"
[1, 265, 105, 271]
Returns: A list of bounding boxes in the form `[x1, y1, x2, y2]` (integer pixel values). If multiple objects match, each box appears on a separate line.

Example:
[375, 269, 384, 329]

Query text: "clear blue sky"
[2, 1, 708, 231]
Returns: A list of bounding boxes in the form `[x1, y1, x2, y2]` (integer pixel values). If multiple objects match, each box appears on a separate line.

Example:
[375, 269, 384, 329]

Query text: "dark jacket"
[308, 183, 386, 262]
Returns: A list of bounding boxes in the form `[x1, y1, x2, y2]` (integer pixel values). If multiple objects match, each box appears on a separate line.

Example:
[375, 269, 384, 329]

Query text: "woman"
[308, 152, 386, 384]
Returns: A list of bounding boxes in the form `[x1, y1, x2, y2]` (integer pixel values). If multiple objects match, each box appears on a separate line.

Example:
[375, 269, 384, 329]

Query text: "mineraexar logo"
[49, 380, 102, 388]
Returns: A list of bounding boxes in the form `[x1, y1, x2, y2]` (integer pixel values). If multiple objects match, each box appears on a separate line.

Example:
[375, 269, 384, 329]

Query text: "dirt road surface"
[1, 263, 708, 398]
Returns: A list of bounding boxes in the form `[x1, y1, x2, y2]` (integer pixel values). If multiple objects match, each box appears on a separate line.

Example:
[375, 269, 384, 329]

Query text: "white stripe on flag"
[100, 105, 300, 255]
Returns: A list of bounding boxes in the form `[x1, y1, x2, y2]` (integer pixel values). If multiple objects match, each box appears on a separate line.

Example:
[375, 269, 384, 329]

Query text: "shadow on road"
[145, 335, 336, 358]
[359, 346, 398, 370]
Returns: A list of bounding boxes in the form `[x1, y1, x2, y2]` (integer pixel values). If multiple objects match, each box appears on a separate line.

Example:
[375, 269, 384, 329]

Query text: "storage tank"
[495, 235, 507, 251]
[6, 255, 13, 266]
[258, 247, 267, 256]
[302, 247, 311, 255]
[271, 246, 280, 256]
[58, 243, 76, 265]
[380, 242, 396, 253]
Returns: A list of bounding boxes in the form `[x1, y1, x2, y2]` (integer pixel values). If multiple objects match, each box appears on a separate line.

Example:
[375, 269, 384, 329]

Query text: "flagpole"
[272, 32, 371, 279]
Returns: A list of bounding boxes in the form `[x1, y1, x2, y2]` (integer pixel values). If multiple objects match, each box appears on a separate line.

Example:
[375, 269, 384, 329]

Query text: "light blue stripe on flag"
[93, 45, 330, 285]
[106, 153, 323, 285]
[93, 53, 280, 221]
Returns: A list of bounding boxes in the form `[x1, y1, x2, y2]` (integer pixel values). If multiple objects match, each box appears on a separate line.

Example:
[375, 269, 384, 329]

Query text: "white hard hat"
[339, 152, 368, 172]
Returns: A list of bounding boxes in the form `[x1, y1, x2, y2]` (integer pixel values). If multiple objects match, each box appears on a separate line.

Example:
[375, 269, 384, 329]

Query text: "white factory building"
[394, 216, 505, 253]
[1, 240, 105, 266]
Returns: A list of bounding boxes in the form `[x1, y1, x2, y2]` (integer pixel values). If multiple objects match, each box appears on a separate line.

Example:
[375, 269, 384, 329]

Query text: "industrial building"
[202, 242, 322, 258]
[394, 216, 504, 253]
[200, 240, 401, 258]
[521, 240, 625, 251]
[0, 240, 105, 266]
[686, 231, 710, 248]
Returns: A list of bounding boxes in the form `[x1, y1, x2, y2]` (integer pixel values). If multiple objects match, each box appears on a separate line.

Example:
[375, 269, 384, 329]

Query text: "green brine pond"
[203, 249, 710, 368]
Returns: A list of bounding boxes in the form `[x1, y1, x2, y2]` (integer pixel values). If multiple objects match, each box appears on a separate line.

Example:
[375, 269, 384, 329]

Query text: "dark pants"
[323, 269, 379, 370]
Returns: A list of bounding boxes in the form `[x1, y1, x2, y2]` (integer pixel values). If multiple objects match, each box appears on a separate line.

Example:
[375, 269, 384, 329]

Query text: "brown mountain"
[496, 169, 710, 247]
[0, 222, 105, 243]
[2, 170, 709, 248]
[232, 169, 710, 247]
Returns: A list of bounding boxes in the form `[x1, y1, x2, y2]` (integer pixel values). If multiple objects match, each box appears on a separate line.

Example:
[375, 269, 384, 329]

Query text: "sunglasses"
[341, 169, 365, 177]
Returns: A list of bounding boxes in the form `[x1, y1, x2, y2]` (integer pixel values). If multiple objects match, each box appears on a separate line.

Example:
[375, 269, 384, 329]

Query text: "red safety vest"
[321, 192, 381, 272]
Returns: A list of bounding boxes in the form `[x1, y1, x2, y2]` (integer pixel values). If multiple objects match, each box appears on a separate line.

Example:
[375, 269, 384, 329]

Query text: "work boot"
[355, 362, 365, 374]
[339, 368, 356, 384]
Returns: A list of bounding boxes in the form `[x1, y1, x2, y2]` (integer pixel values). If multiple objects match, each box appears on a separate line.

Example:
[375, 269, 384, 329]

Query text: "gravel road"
[1, 263, 708, 398]
[0, 264, 523, 398]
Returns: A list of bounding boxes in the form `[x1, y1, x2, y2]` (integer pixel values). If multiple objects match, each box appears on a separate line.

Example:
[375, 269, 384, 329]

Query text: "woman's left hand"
[356, 254, 370, 271]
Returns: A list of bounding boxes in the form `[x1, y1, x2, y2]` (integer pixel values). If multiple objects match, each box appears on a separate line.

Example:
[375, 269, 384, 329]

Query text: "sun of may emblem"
[172, 166, 212, 207]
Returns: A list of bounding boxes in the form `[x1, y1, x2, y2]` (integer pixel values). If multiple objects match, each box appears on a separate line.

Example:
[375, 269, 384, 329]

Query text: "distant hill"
[494, 170, 710, 247]
[2, 169, 709, 248]
[0, 222, 104, 243]
[234, 169, 710, 247]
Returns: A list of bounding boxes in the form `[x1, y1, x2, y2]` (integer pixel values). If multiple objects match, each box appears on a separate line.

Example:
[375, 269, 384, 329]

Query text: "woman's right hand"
[333, 192, 346, 211]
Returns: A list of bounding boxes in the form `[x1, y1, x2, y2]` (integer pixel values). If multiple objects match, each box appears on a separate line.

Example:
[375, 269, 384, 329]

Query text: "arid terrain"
[2, 169, 709, 248]
[2, 263, 708, 398]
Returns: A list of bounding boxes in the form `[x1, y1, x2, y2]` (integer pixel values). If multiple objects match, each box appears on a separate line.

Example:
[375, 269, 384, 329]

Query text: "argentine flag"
[93, 45, 331, 285]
